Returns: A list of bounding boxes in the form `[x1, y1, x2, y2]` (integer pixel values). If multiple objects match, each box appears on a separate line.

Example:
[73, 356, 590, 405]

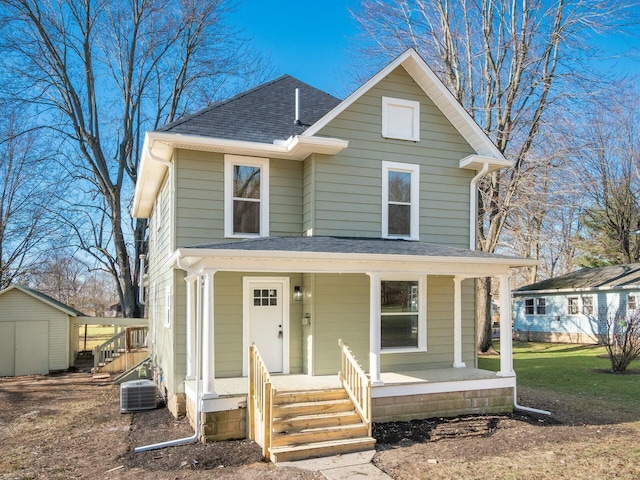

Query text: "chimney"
[294, 88, 302, 126]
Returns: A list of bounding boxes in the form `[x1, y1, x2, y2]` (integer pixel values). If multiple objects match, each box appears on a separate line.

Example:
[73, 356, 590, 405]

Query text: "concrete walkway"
[277, 450, 392, 480]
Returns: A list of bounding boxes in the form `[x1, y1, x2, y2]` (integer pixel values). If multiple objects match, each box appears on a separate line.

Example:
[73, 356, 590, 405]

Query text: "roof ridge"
[156, 75, 294, 133]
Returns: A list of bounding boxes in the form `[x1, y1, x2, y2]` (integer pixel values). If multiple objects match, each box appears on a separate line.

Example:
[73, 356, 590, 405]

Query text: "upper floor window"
[382, 161, 419, 240]
[224, 155, 269, 237]
[382, 96, 420, 141]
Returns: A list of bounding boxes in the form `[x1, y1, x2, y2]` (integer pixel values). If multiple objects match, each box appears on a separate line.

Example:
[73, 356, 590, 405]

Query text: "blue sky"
[230, 1, 640, 99]
[230, 0, 361, 96]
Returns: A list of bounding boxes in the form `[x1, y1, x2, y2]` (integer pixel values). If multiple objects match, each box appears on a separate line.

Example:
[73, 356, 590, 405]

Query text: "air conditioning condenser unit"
[120, 379, 157, 413]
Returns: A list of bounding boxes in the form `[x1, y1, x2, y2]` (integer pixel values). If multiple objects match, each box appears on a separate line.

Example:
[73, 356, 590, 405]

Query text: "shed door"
[15, 321, 49, 376]
[0, 322, 16, 376]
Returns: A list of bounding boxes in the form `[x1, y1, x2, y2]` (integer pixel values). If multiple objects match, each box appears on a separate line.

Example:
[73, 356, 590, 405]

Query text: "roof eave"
[132, 131, 348, 218]
[173, 246, 539, 276]
[459, 155, 512, 173]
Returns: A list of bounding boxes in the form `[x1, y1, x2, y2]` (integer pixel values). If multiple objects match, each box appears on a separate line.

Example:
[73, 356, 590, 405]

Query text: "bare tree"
[0, 108, 61, 289]
[351, 0, 637, 351]
[573, 86, 640, 266]
[0, 0, 269, 316]
[597, 307, 640, 373]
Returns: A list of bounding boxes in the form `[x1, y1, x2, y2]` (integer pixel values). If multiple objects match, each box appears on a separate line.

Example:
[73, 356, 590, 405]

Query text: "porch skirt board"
[372, 387, 514, 423]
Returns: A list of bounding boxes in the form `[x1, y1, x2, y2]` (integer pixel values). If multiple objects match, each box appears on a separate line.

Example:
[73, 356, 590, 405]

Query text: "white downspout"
[135, 257, 202, 452]
[469, 163, 489, 250]
[513, 384, 551, 416]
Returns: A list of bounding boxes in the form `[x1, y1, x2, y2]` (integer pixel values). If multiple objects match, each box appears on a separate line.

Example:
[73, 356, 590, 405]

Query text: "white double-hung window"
[382, 161, 419, 240]
[380, 277, 426, 351]
[224, 155, 269, 237]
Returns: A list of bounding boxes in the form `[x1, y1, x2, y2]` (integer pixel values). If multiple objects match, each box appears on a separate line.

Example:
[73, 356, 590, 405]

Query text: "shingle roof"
[515, 264, 640, 293]
[157, 75, 342, 144]
[188, 236, 524, 261]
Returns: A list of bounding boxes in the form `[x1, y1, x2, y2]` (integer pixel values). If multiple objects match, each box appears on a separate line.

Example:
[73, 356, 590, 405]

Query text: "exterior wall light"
[293, 286, 303, 302]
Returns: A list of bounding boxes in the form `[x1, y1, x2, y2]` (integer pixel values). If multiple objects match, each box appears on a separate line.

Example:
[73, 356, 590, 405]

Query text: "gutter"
[135, 257, 203, 452]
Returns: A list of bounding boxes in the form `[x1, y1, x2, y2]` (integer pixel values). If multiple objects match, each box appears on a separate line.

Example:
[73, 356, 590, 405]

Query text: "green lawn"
[77, 324, 120, 351]
[479, 341, 640, 418]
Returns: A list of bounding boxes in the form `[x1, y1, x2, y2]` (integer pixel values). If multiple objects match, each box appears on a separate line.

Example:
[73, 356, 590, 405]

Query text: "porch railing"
[93, 326, 148, 370]
[248, 343, 273, 460]
[338, 339, 372, 436]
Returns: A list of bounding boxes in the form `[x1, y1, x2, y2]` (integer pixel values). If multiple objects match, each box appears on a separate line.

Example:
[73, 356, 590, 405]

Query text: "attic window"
[382, 96, 420, 141]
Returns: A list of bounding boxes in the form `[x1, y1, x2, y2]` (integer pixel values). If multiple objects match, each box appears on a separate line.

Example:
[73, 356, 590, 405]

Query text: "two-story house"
[132, 49, 537, 462]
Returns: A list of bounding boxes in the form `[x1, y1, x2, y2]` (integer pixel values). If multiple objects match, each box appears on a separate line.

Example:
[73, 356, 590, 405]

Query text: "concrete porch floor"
[212, 367, 502, 397]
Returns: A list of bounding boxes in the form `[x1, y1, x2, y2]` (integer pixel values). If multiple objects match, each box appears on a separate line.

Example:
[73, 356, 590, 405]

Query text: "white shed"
[0, 285, 84, 376]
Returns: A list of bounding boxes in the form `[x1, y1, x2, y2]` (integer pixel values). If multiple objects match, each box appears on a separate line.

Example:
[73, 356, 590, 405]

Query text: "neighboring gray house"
[0, 285, 84, 376]
[132, 49, 536, 461]
[513, 264, 640, 344]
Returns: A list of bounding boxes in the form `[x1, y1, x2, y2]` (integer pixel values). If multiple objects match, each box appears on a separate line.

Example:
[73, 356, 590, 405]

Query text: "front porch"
[184, 366, 515, 439]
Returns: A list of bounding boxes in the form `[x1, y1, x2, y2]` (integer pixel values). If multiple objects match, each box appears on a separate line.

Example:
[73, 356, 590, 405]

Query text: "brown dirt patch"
[1, 370, 639, 479]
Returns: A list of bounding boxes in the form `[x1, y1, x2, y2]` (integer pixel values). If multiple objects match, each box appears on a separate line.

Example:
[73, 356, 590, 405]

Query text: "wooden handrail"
[248, 344, 273, 460]
[93, 326, 148, 370]
[338, 339, 372, 436]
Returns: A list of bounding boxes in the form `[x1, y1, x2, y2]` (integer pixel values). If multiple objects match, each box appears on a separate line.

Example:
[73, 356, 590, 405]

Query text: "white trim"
[303, 49, 505, 161]
[371, 375, 515, 398]
[174, 248, 537, 278]
[242, 277, 290, 376]
[132, 131, 347, 218]
[382, 161, 420, 240]
[224, 155, 270, 238]
[379, 274, 427, 352]
[382, 96, 420, 141]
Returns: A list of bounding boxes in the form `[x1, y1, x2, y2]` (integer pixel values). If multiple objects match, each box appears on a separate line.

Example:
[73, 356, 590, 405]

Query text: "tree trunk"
[476, 277, 493, 353]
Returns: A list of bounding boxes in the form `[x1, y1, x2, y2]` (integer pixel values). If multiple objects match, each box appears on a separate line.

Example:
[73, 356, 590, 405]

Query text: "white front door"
[245, 279, 288, 373]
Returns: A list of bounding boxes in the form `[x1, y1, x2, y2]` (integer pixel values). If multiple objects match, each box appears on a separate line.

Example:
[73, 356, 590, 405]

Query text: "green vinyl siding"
[312, 65, 475, 247]
[310, 274, 370, 375]
[175, 149, 224, 247]
[380, 276, 475, 371]
[306, 274, 476, 375]
[175, 150, 303, 247]
[200, 272, 304, 378]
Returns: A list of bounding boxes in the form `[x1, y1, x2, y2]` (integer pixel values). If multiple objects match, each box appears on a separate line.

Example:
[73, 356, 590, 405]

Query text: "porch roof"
[174, 236, 538, 277]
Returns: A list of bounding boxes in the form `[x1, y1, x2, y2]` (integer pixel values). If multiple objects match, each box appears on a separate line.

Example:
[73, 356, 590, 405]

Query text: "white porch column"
[497, 273, 514, 377]
[202, 270, 218, 397]
[185, 274, 197, 380]
[453, 276, 466, 368]
[367, 272, 383, 385]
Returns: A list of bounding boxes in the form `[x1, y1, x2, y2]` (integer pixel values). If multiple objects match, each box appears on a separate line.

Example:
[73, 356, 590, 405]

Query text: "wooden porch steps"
[268, 388, 375, 463]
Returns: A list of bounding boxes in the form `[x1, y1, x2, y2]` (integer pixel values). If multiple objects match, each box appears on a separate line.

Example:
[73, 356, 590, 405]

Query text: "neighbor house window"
[525, 298, 534, 315]
[582, 296, 593, 315]
[380, 278, 426, 350]
[382, 161, 419, 240]
[629, 294, 637, 311]
[382, 96, 420, 141]
[224, 155, 269, 237]
[568, 297, 579, 315]
[536, 298, 546, 315]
